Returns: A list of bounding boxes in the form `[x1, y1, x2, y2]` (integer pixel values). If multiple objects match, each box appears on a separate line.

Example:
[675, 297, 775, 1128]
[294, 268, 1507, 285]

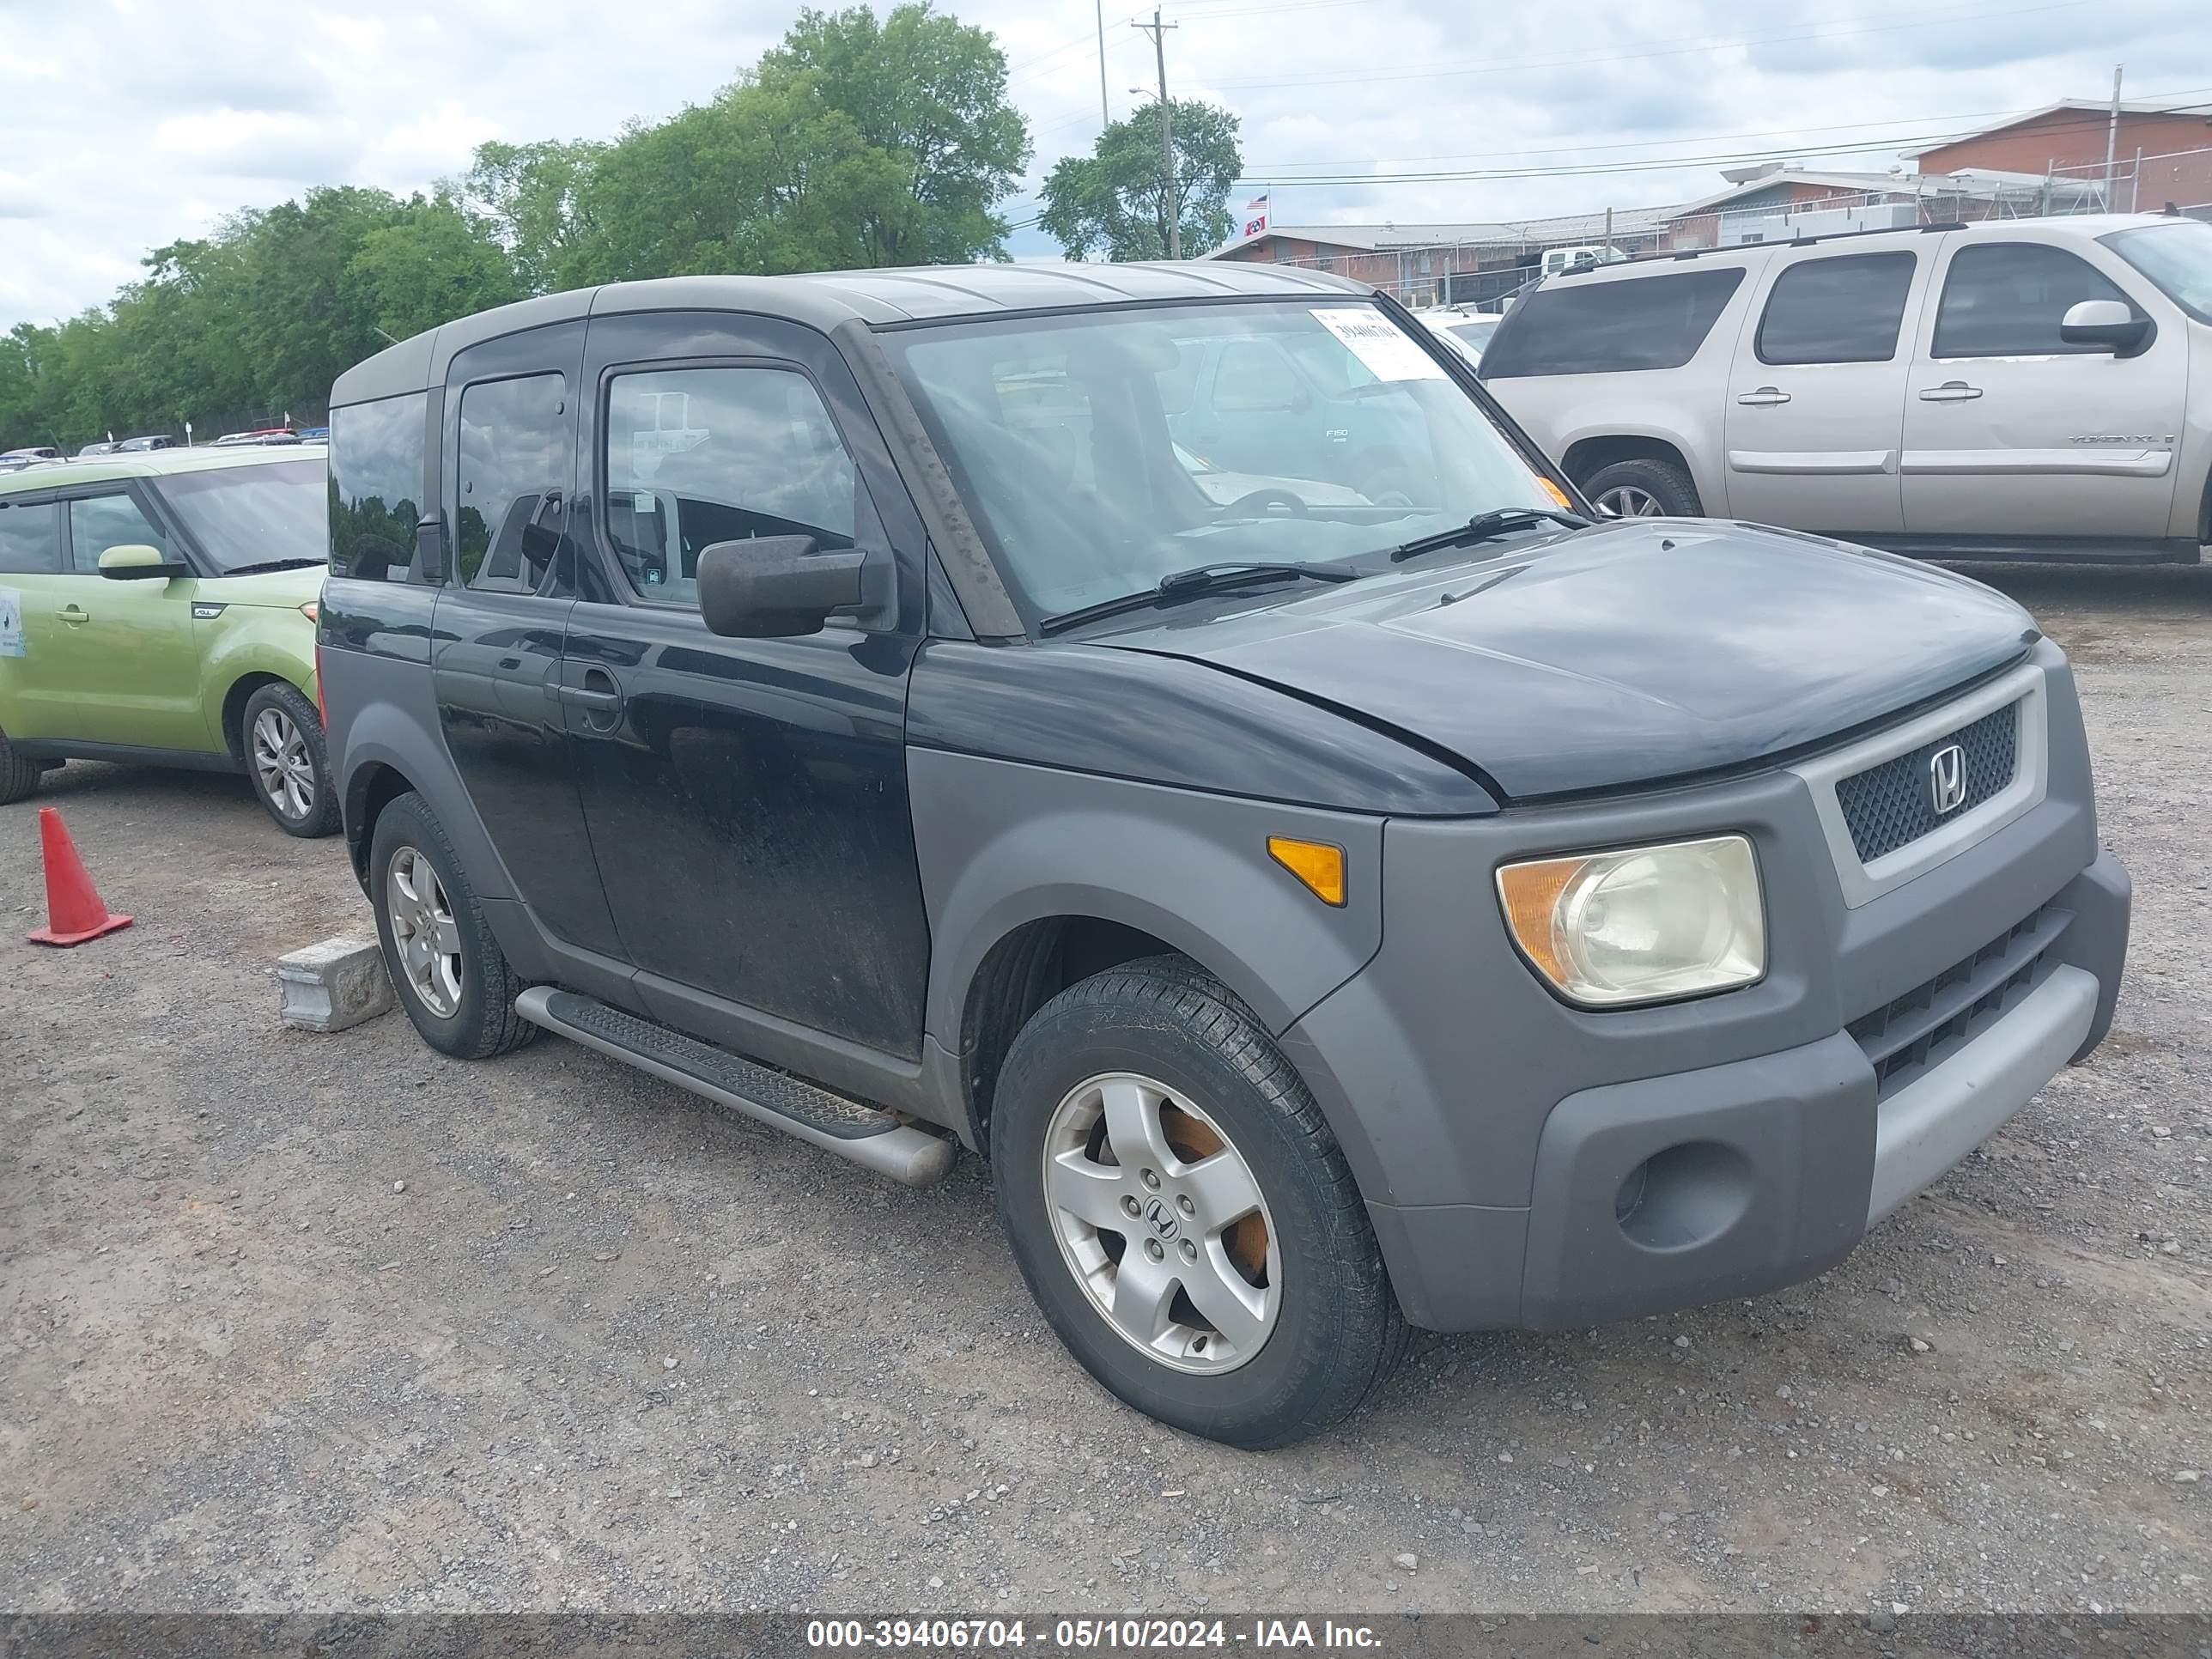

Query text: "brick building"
[1908, 100, 2212, 211]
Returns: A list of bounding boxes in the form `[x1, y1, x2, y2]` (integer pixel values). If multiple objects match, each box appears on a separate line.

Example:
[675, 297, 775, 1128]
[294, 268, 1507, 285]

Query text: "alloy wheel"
[386, 847, 464, 1019]
[1041, 1072, 1282, 1375]
[1595, 484, 1666, 518]
[251, 708, 315, 820]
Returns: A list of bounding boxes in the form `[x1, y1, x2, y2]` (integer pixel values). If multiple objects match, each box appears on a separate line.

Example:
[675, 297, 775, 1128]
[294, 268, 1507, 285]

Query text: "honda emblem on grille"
[1928, 744, 1968, 816]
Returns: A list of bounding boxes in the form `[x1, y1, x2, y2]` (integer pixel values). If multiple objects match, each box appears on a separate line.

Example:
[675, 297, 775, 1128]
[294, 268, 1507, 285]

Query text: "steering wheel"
[1213, 488, 1310, 521]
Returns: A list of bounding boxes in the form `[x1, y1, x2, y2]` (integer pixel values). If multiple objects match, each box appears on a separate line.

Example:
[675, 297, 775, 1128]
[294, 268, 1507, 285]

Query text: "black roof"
[331, 260, 1368, 407]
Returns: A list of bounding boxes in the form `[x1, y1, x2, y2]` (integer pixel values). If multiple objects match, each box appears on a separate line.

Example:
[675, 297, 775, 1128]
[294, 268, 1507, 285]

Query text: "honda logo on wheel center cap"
[1928, 743, 1968, 816]
[1143, 1196, 1180, 1240]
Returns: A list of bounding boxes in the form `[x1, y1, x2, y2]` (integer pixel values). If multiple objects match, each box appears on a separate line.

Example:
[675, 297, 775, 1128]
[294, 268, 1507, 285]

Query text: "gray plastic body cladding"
[1285, 653, 2113, 1328]
[907, 746, 1387, 1054]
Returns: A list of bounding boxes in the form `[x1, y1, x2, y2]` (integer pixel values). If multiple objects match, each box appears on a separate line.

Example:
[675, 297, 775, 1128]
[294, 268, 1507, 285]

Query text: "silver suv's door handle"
[557, 666, 624, 713]
[1736, 387, 1791, 406]
[1918, 381, 1984, 401]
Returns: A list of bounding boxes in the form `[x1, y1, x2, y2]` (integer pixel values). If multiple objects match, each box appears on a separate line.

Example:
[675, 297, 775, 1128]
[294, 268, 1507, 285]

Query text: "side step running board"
[514, 988, 955, 1187]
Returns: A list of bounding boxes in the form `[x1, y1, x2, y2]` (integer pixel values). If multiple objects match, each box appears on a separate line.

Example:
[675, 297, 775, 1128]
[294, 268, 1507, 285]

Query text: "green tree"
[1039, 99, 1241, 262]
[349, 193, 525, 341]
[758, 2, 1030, 265]
[460, 140, 606, 294]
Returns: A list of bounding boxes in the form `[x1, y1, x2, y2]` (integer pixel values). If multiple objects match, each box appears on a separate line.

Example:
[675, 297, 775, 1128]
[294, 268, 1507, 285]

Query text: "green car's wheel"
[240, 682, 337, 837]
[0, 727, 42, 805]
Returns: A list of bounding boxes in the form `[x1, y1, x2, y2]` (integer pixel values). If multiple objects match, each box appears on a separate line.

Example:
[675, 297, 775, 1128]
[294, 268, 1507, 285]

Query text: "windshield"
[2104, 219, 2212, 324]
[884, 299, 1559, 623]
[153, 458, 328, 572]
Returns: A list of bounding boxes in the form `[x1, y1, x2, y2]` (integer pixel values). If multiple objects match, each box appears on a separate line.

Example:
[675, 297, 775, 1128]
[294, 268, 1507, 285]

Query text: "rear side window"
[0, 498, 61, 574]
[456, 373, 573, 594]
[68, 492, 167, 572]
[329, 392, 427, 580]
[1480, 267, 1747, 378]
[1932, 244, 2134, 358]
[1756, 252, 1917, 365]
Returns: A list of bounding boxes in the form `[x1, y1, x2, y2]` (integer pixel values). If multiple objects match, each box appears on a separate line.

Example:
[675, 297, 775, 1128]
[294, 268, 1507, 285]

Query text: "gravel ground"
[2, 563, 2206, 1617]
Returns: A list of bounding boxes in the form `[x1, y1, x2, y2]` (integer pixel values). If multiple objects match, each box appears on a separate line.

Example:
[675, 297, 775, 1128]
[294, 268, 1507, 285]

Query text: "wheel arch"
[345, 758, 420, 884]
[218, 671, 298, 763]
[1559, 432, 1698, 490]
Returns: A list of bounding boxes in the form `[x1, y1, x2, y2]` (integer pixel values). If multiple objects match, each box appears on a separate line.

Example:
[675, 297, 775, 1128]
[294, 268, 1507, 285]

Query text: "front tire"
[1582, 456, 1702, 518]
[992, 957, 1408, 1449]
[368, 791, 537, 1059]
[240, 682, 338, 837]
[0, 727, 41, 805]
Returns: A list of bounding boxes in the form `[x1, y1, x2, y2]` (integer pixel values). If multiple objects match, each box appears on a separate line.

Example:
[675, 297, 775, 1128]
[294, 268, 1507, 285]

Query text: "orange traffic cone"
[27, 807, 132, 946]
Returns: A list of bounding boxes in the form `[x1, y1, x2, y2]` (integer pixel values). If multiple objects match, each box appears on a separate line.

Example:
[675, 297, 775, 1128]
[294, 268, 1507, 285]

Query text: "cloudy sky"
[1, 0, 2204, 328]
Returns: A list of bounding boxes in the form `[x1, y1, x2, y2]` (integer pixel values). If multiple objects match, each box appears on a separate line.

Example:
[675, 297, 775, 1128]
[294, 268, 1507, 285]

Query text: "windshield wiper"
[1385, 507, 1589, 563]
[1038, 559, 1363, 636]
[222, 557, 326, 575]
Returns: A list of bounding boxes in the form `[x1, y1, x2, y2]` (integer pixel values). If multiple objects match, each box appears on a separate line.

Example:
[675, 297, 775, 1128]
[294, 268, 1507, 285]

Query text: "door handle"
[58, 604, 89, 624]
[557, 667, 624, 712]
[1735, 387, 1791, 406]
[1918, 381, 1984, 402]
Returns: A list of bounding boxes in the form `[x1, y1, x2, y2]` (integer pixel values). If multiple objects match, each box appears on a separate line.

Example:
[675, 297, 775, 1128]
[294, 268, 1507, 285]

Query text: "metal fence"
[1251, 146, 2212, 311]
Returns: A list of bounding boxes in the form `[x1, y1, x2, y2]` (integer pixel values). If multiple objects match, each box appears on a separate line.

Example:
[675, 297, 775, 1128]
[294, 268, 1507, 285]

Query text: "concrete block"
[276, 936, 395, 1032]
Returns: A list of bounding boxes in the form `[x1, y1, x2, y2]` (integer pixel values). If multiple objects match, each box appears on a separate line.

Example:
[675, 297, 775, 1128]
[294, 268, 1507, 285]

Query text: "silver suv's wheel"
[994, 957, 1408, 1449]
[1579, 456, 1701, 520]
[1042, 1072, 1281, 1374]
[1594, 483, 1665, 517]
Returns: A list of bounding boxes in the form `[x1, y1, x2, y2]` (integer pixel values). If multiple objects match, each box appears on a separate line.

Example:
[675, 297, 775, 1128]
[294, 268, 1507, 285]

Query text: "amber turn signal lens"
[1267, 836, 1346, 907]
[1537, 477, 1575, 512]
[1495, 854, 1584, 984]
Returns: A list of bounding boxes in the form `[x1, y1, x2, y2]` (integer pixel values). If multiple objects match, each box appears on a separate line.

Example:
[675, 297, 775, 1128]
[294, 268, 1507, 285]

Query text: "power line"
[1229, 102, 2212, 187]
[1243, 92, 2212, 180]
[1201, 0, 2106, 92]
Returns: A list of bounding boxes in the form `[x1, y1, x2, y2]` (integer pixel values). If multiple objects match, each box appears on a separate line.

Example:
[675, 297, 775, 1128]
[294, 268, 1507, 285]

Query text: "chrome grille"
[1834, 701, 2019, 865]
[1848, 902, 2068, 1098]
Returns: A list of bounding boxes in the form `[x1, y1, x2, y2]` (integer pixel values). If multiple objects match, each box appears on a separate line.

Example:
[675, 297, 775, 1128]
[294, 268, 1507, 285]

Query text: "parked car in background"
[1415, 306, 1502, 368]
[116, 434, 179, 453]
[319, 264, 2124, 1449]
[294, 425, 330, 442]
[1539, 243, 1627, 278]
[0, 446, 337, 834]
[212, 427, 298, 447]
[1481, 212, 2212, 561]
[2, 447, 62, 469]
[76, 441, 118, 459]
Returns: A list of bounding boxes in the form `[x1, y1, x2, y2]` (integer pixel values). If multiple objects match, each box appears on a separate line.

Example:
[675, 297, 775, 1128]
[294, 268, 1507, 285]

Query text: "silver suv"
[1481, 213, 2212, 562]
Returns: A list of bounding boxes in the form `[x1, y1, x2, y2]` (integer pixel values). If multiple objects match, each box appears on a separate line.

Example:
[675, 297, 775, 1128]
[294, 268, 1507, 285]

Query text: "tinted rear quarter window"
[1933, 243, 2132, 357]
[1756, 252, 1917, 365]
[329, 391, 428, 580]
[1480, 267, 1747, 378]
[0, 497, 62, 574]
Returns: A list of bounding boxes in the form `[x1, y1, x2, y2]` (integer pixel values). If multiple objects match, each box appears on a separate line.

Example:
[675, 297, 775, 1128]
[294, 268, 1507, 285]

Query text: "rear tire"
[991, 956, 1408, 1449]
[240, 681, 338, 838]
[368, 791, 537, 1059]
[1582, 456, 1701, 518]
[0, 728, 40, 805]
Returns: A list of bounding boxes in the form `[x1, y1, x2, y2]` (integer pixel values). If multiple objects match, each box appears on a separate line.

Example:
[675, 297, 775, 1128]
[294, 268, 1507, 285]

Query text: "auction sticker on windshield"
[1310, 307, 1447, 382]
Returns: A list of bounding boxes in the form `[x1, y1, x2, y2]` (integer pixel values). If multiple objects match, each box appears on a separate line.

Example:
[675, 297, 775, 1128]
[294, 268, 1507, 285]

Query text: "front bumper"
[1279, 643, 2130, 1333]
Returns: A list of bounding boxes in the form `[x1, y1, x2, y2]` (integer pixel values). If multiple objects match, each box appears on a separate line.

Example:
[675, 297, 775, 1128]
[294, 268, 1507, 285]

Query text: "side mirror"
[2059, 299, 2152, 356]
[698, 535, 872, 638]
[97, 544, 186, 580]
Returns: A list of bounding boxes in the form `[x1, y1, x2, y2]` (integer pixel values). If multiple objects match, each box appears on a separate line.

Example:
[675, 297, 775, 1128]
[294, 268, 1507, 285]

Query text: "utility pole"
[2103, 64, 2124, 209]
[1133, 8, 1180, 258]
[1095, 0, 1109, 128]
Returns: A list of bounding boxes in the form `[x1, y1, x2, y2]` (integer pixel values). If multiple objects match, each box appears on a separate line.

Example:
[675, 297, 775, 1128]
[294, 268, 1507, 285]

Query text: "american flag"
[1243, 191, 1269, 239]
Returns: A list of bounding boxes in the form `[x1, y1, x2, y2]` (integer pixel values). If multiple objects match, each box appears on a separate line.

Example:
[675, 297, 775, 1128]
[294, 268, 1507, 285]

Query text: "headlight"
[1496, 834, 1765, 1007]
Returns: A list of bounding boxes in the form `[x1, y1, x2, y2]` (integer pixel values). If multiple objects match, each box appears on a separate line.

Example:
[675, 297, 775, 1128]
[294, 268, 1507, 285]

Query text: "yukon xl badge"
[1929, 744, 1968, 816]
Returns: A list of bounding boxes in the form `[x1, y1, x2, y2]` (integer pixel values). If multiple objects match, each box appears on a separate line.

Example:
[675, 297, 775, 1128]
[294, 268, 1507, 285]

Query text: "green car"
[0, 447, 336, 835]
